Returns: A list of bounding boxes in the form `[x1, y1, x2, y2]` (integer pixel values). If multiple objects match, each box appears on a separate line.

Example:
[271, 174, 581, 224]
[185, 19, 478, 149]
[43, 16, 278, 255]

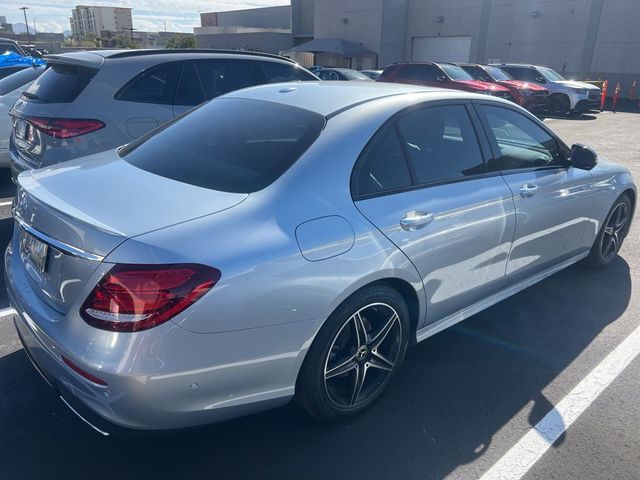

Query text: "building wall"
[590, 0, 640, 90]
[201, 6, 291, 29]
[292, 0, 315, 42]
[195, 31, 293, 53]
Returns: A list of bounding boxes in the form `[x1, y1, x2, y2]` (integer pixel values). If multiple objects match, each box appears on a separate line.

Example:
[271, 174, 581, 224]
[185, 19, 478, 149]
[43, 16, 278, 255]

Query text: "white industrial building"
[194, 0, 640, 95]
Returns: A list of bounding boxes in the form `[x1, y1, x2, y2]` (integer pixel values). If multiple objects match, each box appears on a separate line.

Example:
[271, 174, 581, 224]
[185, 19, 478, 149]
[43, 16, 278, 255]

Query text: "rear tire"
[586, 194, 632, 268]
[549, 94, 571, 116]
[295, 283, 410, 421]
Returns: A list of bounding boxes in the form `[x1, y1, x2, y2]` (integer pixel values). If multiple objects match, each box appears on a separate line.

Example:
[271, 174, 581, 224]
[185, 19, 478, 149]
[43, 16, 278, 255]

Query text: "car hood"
[456, 79, 509, 92]
[497, 80, 547, 91]
[553, 80, 600, 90]
[18, 150, 248, 246]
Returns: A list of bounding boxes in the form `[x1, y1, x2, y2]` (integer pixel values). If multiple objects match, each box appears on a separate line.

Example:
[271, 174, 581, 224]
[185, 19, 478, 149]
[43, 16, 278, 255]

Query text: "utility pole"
[20, 6, 31, 44]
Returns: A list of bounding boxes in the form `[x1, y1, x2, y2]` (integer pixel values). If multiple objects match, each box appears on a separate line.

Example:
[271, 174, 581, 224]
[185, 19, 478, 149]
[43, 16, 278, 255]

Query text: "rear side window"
[121, 98, 325, 193]
[394, 64, 441, 82]
[0, 66, 28, 80]
[22, 63, 97, 103]
[397, 105, 486, 184]
[116, 62, 181, 104]
[351, 127, 413, 197]
[258, 62, 316, 83]
[0, 67, 44, 95]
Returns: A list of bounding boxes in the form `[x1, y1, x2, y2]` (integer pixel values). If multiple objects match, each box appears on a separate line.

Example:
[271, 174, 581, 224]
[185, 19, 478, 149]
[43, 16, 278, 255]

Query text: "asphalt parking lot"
[0, 111, 638, 480]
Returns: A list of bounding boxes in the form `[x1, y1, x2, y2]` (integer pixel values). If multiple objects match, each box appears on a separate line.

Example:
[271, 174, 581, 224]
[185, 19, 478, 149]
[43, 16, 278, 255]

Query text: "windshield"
[341, 70, 371, 80]
[121, 98, 326, 194]
[439, 64, 474, 81]
[484, 66, 512, 81]
[538, 66, 565, 82]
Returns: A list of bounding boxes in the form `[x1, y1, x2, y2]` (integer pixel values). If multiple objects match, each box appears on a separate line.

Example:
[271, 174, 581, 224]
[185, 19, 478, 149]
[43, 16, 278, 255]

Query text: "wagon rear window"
[121, 98, 325, 193]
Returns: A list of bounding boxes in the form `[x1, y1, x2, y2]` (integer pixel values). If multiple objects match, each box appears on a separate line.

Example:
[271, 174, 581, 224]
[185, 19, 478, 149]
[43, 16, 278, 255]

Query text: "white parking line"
[0, 200, 13, 207]
[0, 307, 15, 318]
[480, 325, 640, 480]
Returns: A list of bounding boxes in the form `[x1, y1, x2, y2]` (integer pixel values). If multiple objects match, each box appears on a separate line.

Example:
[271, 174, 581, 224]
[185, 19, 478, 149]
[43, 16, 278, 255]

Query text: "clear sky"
[3, 1, 289, 33]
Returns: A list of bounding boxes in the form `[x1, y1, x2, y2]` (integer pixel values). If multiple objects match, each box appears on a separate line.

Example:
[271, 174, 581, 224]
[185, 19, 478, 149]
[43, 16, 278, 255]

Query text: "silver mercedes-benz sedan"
[6, 82, 635, 433]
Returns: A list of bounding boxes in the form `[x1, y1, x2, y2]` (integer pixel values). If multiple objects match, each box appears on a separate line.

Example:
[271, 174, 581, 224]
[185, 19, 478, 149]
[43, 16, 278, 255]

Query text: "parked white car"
[0, 66, 45, 168]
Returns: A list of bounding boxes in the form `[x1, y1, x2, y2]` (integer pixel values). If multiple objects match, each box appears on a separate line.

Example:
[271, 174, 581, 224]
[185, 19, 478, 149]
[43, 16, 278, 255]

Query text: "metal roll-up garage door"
[411, 36, 472, 63]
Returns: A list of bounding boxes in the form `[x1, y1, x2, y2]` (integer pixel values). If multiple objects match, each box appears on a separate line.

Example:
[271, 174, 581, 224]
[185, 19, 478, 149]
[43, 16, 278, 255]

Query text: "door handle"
[400, 211, 434, 231]
[519, 183, 539, 198]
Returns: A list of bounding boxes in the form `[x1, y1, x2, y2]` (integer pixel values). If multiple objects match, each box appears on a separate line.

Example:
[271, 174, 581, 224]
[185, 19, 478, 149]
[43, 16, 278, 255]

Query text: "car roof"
[45, 49, 297, 69]
[223, 81, 483, 117]
[493, 63, 539, 68]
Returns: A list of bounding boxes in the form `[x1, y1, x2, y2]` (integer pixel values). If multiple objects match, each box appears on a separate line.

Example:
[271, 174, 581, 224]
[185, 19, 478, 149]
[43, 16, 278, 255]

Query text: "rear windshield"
[121, 98, 325, 193]
[0, 66, 45, 95]
[22, 63, 97, 103]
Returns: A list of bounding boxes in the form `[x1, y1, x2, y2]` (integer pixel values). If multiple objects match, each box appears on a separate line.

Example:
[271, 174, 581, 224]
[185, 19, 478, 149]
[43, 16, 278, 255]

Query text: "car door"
[115, 62, 181, 139]
[173, 60, 260, 116]
[353, 102, 516, 325]
[474, 103, 594, 281]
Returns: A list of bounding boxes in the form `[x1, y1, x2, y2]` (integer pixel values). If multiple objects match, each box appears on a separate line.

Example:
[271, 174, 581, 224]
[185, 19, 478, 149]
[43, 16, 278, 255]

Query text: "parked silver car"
[0, 66, 45, 168]
[6, 82, 635, 432]
[8, 49, 317, 181]
[495, 64, 601, 115]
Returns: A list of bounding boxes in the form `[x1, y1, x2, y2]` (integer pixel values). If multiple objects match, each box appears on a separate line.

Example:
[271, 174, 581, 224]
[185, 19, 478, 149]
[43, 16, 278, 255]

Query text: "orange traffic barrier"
[600, 80, 608, 111]
[612, 82, 621, 112]
[630, 80, 638, 101]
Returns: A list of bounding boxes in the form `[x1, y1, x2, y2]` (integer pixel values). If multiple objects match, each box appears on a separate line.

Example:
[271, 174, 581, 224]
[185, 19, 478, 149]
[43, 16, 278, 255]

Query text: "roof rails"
[105, 48, 295, 63]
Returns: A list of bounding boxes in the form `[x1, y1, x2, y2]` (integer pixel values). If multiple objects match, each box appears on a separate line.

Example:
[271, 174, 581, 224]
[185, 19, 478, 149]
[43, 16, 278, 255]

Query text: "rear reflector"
[28, 117, 105, 139]
[80, 264, 221, 332]
[62, 355, 108, 386]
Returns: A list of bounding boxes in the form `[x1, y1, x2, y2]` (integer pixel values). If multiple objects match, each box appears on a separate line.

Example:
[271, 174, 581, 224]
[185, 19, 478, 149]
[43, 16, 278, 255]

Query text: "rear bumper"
[5, 241, 317, 431]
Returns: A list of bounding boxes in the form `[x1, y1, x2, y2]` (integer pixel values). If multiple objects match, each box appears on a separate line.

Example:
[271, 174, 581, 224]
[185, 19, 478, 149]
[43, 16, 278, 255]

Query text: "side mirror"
[570, 144, 598, 170]
[436, 75, 448, 83]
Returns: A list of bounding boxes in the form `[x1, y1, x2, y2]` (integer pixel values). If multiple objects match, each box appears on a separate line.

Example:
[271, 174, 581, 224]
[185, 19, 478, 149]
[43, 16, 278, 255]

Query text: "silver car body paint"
[5, 82, 636, 430]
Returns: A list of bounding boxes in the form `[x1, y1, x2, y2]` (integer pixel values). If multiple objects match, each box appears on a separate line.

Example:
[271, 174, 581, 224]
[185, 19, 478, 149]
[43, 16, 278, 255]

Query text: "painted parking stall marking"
[480, 325, 640, 480]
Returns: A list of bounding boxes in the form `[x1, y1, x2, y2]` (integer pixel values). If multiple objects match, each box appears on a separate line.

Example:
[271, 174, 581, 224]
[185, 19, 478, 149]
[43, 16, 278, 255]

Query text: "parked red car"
[378, 62, 513, 100]
[458, 63, 549, 111]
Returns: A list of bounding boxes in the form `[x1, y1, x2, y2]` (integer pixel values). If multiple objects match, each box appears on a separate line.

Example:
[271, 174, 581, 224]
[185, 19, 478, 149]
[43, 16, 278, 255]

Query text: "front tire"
[295, 283, 410, 421]
[549, 94, 571, 116]
[586, 194, 632, 268]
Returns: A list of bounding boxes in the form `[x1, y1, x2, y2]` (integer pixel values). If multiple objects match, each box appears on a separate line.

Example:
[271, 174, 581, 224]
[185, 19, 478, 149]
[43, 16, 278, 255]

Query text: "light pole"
[20, 6, 31, 44]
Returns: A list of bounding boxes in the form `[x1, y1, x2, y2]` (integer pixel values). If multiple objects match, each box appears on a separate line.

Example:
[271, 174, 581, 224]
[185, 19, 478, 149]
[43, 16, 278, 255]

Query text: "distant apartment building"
[70, 5, 133, 39]
[0, 16, 14, 34]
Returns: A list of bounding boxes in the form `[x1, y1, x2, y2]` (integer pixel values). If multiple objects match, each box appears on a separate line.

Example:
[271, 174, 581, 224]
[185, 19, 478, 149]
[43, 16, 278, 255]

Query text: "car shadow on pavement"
[0, 257, 632, 480]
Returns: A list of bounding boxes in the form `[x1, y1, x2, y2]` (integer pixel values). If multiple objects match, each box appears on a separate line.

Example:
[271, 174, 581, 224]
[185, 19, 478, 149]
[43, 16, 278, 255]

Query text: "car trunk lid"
[14, 153, 247, 313]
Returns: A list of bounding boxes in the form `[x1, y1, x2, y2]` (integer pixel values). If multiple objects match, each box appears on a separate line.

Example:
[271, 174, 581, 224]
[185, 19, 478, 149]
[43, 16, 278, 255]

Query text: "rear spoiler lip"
[43, 52, 105, 69]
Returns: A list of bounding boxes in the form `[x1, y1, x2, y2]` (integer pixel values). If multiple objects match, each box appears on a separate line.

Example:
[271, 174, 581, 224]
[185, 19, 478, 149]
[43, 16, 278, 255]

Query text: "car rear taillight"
[28, 117, 105, 139]
[80, 264, 221, 332]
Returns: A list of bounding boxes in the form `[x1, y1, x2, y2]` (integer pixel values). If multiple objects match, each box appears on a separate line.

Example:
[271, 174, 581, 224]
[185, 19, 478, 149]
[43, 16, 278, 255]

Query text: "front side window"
[318, 70, 339, 81]
[351, 127, 413, 197]
[462, 65, 492, 82]
[397, 105, 486, 185]
[439, 64, 473, 81]
[116, 62, 181, 104]
[537, 66, 565, 82]
[477, 105, 564, 171]
[193, 60, 257, 100]
[121, 98, 325, 193]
